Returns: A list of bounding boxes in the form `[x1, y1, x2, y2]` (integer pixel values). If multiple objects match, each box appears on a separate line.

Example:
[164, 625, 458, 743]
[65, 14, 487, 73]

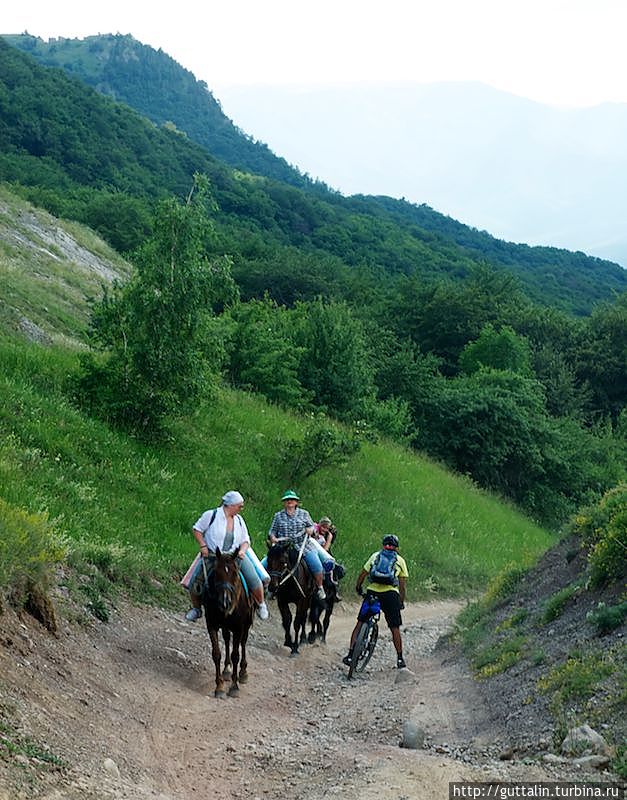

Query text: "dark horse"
[266, 541, 317, 656]
[308, 562, 345, 643]
[201, 548, 253, 698]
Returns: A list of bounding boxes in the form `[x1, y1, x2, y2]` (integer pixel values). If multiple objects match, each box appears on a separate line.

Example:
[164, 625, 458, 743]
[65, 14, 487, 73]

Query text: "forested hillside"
[0, 37, 625, 528]
[2, 32, 311, 190]
[4, 33, 627, 314]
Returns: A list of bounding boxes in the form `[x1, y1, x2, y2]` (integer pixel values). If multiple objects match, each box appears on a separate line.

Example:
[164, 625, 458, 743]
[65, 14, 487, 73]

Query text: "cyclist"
[342, 534, 408, 669]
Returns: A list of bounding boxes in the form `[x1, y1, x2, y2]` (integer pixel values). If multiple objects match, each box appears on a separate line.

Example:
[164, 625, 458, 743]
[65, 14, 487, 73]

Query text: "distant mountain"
[1, 35, 626, 314]
[2, 32, 312, 190]
[214, 82, 627, 266]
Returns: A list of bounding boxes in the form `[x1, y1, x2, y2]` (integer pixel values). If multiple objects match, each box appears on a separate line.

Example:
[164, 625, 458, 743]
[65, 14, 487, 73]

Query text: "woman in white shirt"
[183, 491, 269, 621]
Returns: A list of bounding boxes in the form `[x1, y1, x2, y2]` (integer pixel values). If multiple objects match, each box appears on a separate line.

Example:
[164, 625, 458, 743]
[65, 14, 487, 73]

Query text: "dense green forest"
[0, 36, 625, 529]
[4, 33, 627, 313]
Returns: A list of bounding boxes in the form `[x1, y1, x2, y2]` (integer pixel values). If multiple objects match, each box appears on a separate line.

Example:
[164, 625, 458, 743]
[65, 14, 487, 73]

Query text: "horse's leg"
[228, 630, 241, 697]
[279, 601, 293, 649]
[322, 601, 334, 643]
[209, 628, 226, 698]
[308, 597, 320, 644]
[292, 599, 308, 655]
[222, 628, 232, 679]
[238, 615, 250, 684]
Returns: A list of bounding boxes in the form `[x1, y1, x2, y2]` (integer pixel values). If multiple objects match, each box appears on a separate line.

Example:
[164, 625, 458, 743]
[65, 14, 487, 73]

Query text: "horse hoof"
[215, 690, 226, 699]
[228, 686, 240, 698]
[308, 633, 316, 644]
[222, 669, 232, 679]
[289, 650, 300, 658]
[239, 673, 248, 684]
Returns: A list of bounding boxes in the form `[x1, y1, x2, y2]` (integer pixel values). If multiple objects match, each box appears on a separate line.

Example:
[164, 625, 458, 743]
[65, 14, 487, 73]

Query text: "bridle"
[267, 536, 308, 597]
[203, 554, 243, 616]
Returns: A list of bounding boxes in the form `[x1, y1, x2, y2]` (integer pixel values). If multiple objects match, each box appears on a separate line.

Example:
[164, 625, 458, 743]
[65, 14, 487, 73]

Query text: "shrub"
[0, 497, 66, 629]
[586, 601, 627, 635]
[570, 484, 627, 587]
[541, 583, 581, 623]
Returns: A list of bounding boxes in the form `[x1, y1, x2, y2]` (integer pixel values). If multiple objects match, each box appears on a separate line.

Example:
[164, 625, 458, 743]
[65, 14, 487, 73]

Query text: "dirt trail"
[0, 597, 600, 800]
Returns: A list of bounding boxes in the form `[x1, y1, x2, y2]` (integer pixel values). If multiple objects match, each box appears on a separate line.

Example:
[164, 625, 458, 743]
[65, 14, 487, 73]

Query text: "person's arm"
[355, 568, 368, 595]
[322, 531, 333, 551]
[268, 513, 279, 544]
[193, 527, 209, 557]
[398, 576, 406, 607]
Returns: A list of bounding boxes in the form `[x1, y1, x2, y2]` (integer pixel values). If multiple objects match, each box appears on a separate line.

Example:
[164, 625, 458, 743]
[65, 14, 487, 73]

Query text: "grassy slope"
[0, 187, 553, 605]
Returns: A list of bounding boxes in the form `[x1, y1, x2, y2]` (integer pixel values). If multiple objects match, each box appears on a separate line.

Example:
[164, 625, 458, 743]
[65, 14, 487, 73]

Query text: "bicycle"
[347, 591, 380, 679]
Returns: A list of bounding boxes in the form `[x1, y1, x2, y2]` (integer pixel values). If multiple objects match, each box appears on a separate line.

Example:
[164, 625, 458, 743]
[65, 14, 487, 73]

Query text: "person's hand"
[200, 544, 209, 557]
[400, 602, 405, 610]
[356, 586, 364, 596]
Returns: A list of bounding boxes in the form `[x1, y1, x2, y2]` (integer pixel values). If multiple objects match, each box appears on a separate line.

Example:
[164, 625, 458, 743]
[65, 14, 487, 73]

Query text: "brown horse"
[201, 548, 253, 698]
[266, 541, 316, 656]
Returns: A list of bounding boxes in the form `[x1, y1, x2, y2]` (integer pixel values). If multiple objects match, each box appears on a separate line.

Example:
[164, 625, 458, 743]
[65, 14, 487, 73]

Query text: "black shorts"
[358, 590, 402, 629]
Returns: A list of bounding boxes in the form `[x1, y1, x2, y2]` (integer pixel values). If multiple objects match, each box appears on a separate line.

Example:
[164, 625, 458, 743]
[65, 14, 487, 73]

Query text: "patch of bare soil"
[0, 595, 614, 800]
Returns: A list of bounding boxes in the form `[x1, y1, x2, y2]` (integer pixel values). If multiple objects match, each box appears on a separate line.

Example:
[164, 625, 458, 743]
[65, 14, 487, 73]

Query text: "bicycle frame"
[347, 593, 381, 679]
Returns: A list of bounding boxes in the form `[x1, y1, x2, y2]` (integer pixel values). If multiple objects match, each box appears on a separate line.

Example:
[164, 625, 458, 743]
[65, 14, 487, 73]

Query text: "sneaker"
[185, 607, 202, 622]
[256, 601, 269, 620]
[396, 656, 407, 669]
[342, 655, 352, 666]
[316, 586, 326, 601]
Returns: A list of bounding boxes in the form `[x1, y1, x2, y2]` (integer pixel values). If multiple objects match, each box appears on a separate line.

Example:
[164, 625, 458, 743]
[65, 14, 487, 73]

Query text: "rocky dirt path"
[0, 597, 604, 800]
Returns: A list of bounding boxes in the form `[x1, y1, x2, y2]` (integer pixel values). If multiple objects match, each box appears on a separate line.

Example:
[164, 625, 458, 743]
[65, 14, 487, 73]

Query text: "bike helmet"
[382, 534, 399, 548]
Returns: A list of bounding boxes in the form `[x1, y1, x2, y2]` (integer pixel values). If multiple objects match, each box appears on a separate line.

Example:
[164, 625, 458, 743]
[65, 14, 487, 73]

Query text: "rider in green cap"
[268, 491, 330, 600]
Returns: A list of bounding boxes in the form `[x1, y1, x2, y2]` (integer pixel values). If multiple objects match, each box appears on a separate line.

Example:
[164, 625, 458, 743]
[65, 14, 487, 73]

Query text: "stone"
[103, 758, 120, 779]
[400, 720, 425, 749]
[561, 724, 612, 757]
[572, 755, 611, 770]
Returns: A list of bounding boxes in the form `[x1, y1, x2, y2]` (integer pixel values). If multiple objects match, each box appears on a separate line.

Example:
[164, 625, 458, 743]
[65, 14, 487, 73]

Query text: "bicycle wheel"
[355, 620, 378, 673]
[347, 621, 370, 679]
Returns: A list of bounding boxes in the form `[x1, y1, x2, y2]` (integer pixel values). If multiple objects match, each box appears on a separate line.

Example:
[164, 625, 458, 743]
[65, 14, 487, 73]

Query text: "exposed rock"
[561, 724, 612, 757]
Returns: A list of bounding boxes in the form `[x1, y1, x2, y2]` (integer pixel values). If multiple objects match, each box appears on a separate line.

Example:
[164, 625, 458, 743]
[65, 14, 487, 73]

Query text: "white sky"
[2, 0, 627, 107]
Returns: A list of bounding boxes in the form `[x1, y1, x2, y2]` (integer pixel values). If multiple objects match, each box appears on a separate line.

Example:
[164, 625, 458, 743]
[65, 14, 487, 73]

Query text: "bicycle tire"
[347, 621, 370, 679]
[355, 620, 378, 673]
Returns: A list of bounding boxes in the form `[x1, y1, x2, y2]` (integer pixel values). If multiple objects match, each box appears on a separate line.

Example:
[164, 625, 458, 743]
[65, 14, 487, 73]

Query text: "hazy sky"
[3, 0, 627, 107]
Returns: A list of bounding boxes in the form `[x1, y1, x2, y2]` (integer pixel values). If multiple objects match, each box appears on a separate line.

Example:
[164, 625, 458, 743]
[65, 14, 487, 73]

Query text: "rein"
[271, 535, 308, 597]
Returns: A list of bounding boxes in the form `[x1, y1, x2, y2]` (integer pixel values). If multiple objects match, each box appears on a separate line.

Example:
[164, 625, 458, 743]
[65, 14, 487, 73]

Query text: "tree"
[226, 296, 308, 408]
[459, 324, 532, 376]
[77, 176, 236, 436]
[292, 298, 375, 419]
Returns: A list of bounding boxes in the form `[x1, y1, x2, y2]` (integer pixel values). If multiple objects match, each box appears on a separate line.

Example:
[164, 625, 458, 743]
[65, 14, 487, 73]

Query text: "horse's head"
[265, 542, 291, 596]
[211, 548, 243, 616]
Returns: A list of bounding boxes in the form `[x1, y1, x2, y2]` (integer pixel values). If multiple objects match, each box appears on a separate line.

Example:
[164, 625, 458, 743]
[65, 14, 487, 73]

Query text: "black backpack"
[369, 548, 399, 586]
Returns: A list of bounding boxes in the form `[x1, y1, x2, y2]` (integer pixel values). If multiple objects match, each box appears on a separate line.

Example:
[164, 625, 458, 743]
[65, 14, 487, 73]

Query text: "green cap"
[281, 490, 300, 501]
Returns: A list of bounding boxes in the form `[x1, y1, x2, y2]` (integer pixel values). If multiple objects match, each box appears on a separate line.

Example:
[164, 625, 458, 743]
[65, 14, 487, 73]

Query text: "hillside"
[2, 34, 627, 314]
[0, 186, 553, 599]
[215, 80, 627, 265]
[452, 506, 626, 776]
[2, 32, 311, 190]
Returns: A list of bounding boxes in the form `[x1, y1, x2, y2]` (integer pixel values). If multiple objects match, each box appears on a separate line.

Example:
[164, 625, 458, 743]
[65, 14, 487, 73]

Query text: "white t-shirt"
[193, 506, 250, 552]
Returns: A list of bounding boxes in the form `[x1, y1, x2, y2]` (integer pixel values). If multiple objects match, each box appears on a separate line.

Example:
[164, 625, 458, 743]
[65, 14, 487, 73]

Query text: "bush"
[0, 497, 66, 627]
[570, 484, 627, 587]
[542, 583, 581, 623]
[282, 415, 361, 484]
[586, 601, 627, 635]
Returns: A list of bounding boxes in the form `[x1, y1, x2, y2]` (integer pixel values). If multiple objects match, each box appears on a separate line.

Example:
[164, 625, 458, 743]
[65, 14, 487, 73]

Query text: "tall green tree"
[77, 177, 236, 436]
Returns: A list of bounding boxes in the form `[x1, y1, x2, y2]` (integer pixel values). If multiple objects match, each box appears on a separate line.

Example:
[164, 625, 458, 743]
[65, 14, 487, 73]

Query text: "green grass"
[541, 582, 581, 624]
[0, 336, 554, 609]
